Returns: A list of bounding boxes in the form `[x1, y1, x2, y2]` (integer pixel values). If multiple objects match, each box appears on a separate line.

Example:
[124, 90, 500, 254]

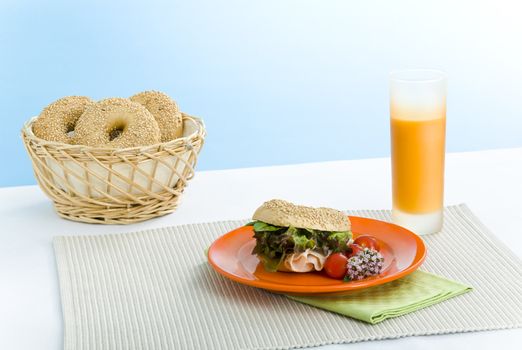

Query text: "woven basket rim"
[22, 112, 205, 153]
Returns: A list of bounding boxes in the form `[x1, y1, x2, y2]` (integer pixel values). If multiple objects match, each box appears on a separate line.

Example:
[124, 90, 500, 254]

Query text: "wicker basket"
[21, 113, 206, 224]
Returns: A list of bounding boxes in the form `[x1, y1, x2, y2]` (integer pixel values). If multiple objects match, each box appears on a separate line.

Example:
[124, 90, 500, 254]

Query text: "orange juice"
[390, 69, 447, 234]
[391, 112, 446, 214]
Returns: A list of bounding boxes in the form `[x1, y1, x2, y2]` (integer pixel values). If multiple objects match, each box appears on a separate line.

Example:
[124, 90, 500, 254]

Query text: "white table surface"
[1, 148, 521, 350]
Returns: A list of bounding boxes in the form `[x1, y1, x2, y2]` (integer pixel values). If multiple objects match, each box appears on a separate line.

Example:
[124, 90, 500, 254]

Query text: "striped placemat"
[53, 204, 522, 350]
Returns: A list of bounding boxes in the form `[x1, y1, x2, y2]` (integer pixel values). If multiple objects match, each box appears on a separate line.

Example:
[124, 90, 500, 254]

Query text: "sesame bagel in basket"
[21, 91, 206, 224]
[130, 90, 183, 142]
[74, 97, 162, 147]
[32, 96, 93, 143]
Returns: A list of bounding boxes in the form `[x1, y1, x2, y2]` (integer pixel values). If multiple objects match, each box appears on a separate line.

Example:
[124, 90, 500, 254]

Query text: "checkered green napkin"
[288, 270, 472, 324]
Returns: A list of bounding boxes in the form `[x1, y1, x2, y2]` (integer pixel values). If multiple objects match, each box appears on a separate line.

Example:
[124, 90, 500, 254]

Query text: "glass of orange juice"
[390, 69, 447, 235]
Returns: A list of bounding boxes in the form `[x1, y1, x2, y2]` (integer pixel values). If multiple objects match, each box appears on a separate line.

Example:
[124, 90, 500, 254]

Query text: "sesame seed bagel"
[32, 96, 93, 143]
[130, 90, 183, 142]
[252, 199, 351, 232]
[73, 98, 161, 148]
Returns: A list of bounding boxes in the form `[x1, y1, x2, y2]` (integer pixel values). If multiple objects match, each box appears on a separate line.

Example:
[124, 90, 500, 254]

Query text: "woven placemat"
[53, 204, 522, 350]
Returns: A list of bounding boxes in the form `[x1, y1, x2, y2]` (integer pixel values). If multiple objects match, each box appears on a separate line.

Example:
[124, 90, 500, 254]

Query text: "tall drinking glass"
[390, 69, 447, 235]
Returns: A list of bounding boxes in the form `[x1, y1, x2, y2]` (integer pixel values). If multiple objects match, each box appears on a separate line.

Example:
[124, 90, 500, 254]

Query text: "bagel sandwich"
[249, 199, 352, 272]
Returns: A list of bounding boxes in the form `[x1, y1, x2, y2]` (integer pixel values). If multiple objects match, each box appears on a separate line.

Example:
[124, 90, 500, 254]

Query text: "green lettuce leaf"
[288, 226, 317, 251]
[253, 221, 284, 232]
[328, 231, 352, 243]
[327, 230, 353, 252]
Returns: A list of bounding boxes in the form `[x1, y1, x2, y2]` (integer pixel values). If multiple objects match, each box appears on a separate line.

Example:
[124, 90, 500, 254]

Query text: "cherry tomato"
[345, 243, 363, 258]
[353, 235, 380, 251]
[324, 253, 348, 279]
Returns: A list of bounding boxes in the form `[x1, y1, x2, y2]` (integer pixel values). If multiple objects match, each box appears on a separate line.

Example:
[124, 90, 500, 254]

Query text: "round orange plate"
[208, 216, 426, 295]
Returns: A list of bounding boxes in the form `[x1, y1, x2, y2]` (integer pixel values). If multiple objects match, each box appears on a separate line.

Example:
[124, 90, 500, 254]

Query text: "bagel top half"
[252, 199, 350, 232]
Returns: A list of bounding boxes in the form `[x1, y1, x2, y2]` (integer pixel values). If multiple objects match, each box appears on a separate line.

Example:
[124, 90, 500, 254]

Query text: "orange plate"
[207, 216, 426, 295]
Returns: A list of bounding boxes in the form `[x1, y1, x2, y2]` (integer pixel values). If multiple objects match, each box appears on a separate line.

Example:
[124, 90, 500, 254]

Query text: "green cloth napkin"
[288, 270, 472, 324]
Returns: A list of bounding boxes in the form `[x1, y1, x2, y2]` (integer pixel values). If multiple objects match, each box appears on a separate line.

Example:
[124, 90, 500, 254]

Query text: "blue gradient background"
[1, 0, 521, 187]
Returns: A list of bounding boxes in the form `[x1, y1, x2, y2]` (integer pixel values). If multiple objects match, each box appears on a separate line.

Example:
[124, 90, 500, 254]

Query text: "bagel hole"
[109, 127, 124, 141]
[108, 120, 127, 141]
[66, 124, 76, 138]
